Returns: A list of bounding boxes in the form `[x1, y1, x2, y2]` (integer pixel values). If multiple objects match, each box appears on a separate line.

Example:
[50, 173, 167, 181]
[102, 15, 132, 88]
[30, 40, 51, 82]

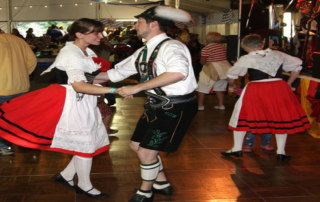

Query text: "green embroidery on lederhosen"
[147, 129, 168, 147]
[164, 112, 177, 118]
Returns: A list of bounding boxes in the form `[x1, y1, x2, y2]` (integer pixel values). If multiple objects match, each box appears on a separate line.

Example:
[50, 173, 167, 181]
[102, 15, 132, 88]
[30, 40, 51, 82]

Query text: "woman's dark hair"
[68, 18, 105, 41]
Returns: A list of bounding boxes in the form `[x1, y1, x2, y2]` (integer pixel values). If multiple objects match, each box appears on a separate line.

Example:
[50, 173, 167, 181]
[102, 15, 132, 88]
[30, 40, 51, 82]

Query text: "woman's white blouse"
[227, 48, 303, 79]
[42, 42, 100, 84]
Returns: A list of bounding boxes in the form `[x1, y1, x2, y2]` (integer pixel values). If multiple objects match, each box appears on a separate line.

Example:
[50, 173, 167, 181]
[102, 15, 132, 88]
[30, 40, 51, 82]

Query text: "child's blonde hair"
[206, 31, 224, 44]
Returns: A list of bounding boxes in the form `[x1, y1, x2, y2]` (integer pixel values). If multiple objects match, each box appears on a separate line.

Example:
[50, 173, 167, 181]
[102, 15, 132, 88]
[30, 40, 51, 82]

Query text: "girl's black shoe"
[221, 150, 243, 157]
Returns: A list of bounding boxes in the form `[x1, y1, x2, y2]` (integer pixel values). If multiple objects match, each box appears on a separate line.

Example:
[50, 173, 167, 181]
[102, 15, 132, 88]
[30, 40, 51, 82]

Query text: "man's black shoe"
[152, 185, 173, 195]
[129, 193, 153, 202]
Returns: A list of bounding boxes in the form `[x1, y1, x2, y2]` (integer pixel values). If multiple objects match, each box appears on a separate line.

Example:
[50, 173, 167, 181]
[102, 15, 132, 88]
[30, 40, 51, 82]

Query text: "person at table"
[0, 18, 116, 198]
[221, 34, 310, 161]
[25, 28, 35, 41]
[11, 28, 24, 39]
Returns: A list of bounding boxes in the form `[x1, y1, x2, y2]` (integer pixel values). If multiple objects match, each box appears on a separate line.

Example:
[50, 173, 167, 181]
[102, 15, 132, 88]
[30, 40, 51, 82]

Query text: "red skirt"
[229, 79, 310, 134]
[0, 84, 110, 157]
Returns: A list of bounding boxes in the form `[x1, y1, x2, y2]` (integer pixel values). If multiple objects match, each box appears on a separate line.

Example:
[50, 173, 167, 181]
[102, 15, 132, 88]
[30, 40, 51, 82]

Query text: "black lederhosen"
[131, 97, 197, 152]
[132, 38, 197, 152]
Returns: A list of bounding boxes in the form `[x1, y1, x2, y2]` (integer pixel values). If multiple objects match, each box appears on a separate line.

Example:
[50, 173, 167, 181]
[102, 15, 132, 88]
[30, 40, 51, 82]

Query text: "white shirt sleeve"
[107, 51, 139, 82]
[161, 42, 189, 78]
[276, 50, 303, 72]
[227, 56, 249, 79]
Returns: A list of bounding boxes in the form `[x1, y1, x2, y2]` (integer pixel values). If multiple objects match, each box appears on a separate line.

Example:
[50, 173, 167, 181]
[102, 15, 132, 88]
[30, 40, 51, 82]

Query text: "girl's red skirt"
[229, 79, 310, 134]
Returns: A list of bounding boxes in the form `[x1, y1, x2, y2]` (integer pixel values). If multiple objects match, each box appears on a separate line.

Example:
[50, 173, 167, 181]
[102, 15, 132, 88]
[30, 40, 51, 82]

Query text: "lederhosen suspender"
[134, 38, 196, 109]
[135, 38, 171, 96]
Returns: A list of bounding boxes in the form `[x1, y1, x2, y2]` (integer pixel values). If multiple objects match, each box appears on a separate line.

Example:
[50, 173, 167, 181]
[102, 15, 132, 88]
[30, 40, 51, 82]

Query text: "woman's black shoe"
[53, 173, 74, 189]
[221, 150, 243, 157]
[277, 154, 291, 161]
[74, 185, 109, 199]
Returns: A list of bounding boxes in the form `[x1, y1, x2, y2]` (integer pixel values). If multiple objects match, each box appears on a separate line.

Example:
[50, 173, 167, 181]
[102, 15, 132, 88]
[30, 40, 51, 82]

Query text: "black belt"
[145, 92, 197, 110]
[167, 93, 197, 104]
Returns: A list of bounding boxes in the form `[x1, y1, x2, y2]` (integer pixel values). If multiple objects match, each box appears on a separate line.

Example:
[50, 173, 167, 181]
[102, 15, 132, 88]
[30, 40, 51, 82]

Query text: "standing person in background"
[243, 132, 274, 152]
[0, 18, 114, 198]
[46, 25, 63, 43]
[221, 34, 310, 161]
[0, 32, 37, 155]
[197, 31, 231, 111]
[96, 6, 197, 201]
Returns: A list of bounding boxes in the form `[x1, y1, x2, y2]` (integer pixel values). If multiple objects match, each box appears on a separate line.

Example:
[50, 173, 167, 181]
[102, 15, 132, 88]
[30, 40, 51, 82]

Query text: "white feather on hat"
[155, 6, 193, 23]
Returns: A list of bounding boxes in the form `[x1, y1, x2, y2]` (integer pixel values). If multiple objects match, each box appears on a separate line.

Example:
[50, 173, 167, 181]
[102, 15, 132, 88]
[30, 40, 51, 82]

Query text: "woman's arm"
[67, 69, 114, 95]
[71, 80, 115, 95]
[227, 78, 237, 93]
[287, 70, 300, 89]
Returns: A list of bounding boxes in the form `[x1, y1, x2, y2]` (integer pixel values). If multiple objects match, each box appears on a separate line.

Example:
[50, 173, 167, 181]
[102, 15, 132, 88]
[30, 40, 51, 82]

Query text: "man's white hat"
[135, 6, 193, 26]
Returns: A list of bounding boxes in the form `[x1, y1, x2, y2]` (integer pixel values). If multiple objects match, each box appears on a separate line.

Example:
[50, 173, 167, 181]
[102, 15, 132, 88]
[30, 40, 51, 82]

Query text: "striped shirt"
[201, 43, 227, 62]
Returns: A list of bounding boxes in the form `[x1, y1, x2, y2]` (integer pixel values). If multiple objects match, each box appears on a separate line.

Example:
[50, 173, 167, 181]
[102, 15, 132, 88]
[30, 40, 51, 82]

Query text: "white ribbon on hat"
[155, 6, 193, 23]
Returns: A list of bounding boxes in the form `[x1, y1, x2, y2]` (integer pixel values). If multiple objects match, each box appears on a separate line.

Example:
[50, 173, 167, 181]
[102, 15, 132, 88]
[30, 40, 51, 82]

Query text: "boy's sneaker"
[260, 145, 275, 151]
[198, 106, 205, 111]
[0, 147, 14, 156]
[243, 146, 253, 152]
[214, 105, 225, 110]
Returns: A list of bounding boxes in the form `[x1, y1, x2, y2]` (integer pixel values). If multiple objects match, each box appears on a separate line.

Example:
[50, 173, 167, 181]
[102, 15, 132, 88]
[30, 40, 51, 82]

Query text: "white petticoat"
[50, 85, 109, 154]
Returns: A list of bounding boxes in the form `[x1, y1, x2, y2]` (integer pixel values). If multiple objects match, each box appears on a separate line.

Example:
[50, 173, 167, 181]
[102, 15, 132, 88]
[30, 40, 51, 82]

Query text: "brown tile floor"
[1, 90, 320, 202]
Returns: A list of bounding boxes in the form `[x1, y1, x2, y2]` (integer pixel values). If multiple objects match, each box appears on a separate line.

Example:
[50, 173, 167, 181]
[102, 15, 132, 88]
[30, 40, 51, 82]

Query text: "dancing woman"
[0, 18, 116, 198]
[221, 34, 310, 161]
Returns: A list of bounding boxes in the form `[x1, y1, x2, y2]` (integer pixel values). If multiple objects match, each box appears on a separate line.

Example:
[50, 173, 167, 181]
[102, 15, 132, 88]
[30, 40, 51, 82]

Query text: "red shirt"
[201, 43, 227, 62]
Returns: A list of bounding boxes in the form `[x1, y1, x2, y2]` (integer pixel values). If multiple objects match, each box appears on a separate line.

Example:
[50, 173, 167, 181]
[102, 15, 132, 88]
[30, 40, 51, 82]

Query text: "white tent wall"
[99, 4, 148, 19]
[0, 0, 237, 43]
[0, 22, 7, 32]
[0, 0, 9, 32]
[6, 0, 97, 21]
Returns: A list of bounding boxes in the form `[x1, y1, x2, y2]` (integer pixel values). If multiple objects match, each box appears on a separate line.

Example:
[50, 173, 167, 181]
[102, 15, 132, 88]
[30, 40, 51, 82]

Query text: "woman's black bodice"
[248, 66, 283, 81]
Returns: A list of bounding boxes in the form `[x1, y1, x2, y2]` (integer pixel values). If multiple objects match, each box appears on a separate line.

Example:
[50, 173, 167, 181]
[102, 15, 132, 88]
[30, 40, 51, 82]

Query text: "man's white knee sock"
[140, 160, 160, 182]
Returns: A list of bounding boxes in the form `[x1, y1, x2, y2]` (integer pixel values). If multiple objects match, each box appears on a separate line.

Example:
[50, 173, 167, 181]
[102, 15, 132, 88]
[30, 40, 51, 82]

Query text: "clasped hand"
[115, 85, 140, 99]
